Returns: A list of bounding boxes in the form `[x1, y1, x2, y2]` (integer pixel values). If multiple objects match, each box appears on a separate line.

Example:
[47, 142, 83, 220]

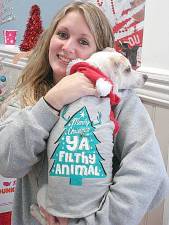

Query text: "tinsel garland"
[19, 4, 43, 51]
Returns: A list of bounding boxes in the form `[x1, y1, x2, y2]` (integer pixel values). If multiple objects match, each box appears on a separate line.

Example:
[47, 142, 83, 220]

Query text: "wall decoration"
[3, 29, 17, 45]
[0, 0, 15, 25]
[89, 0, 146, 69]
[19, 4, 43, 52]
[0, 174, 16, 213]
[0, 61, 7, 103]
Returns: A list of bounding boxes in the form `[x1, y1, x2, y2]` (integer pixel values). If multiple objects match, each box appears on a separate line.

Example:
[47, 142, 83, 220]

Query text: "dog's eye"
[124, 67, 131, 73]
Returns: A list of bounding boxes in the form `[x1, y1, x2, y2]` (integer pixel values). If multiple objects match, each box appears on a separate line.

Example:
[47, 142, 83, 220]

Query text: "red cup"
[3, 30, 17, 45]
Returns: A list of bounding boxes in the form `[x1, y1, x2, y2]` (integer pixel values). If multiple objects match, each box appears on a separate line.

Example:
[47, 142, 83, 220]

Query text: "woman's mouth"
[57, 55, 72, 65]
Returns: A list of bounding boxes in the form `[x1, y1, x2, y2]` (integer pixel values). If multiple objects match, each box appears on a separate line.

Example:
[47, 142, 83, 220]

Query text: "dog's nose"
[143, 74, 148, 82]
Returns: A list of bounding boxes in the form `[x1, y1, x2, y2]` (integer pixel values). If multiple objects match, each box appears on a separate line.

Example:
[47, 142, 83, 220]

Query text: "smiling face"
[48, 10, 97, 83]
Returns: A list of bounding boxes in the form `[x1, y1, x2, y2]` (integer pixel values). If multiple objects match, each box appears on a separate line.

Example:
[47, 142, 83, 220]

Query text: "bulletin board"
[89, 0, 146, 69]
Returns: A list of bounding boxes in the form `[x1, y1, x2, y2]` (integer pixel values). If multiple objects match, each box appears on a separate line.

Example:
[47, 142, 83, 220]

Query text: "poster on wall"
[0, 175, 16, 213]
[88, 0, 146, 69]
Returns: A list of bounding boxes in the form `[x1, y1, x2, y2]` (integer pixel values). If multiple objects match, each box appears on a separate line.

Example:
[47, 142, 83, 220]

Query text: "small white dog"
[84, 47, 147, 92]
[31, 48, 147, 224]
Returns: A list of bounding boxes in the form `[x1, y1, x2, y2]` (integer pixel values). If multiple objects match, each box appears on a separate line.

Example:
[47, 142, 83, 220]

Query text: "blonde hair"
[14, 1, 114, 107]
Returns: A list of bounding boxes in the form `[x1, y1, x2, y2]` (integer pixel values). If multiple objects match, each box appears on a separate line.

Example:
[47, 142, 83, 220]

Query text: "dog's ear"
[103, 47, 116, 52]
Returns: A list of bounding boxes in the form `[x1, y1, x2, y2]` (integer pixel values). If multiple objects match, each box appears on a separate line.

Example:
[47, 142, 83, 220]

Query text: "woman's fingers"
[39, 207, 58, 225]
[58, 217, 69, 225]
[38, 207, 69, 225]
[84, 87, 98, 97]
[47, 214, 60, 225]
[39, 206, 48, 218]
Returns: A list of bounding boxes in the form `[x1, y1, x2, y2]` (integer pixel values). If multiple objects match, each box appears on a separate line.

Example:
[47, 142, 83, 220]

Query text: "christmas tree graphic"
[50, 106, 106, 186]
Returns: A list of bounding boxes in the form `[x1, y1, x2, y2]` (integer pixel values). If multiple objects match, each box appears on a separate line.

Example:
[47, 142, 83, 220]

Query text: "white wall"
[137, 1, 169, 225]
[141, 0, 169, 71]
[137, 0, 169, 107]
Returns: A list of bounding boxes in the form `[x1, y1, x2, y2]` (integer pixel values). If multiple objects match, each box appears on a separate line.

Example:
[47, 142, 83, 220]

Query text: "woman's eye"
[79, 39, 89, 46]
[57, 31, 68, 39]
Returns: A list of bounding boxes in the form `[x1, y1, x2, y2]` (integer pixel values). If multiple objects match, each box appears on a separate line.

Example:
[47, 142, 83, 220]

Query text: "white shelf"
[136, 66, 169, 107]
[0, 44, 27, 69]
[0, 44, 20, 54]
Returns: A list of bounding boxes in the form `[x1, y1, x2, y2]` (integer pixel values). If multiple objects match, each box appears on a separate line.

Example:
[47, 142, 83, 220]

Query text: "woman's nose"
[62, 39, 75, 54]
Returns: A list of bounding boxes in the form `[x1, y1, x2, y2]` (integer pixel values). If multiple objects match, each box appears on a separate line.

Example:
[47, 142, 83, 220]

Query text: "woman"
[0, 1, 168, 225]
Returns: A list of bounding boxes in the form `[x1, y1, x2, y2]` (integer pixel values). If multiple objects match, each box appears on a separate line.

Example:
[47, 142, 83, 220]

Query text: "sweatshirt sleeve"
[68, 90, 169, 225]
[0, 97, 59, 178]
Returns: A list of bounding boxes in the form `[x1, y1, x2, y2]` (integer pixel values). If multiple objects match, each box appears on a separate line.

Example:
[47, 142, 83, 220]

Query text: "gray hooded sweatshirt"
[0, 90, 169, 225]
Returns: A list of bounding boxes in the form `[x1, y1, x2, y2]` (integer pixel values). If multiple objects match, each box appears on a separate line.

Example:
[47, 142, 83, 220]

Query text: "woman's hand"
[40, 207, 68, 225]
[44, 72, 97, 111]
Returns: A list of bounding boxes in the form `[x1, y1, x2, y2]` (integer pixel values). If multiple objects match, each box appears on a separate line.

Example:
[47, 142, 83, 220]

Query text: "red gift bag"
[0, 211, 11, 225]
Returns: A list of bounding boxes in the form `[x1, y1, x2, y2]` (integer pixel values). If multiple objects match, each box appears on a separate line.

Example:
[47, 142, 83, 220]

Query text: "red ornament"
[19, 4, 43, 51]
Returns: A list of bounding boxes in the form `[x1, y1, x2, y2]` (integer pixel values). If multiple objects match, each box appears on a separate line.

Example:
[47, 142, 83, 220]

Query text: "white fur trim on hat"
[96, 78, 112, 97]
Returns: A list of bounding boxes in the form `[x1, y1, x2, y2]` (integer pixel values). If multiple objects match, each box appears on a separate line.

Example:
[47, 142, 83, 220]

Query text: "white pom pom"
[96, 78, 112, 96]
